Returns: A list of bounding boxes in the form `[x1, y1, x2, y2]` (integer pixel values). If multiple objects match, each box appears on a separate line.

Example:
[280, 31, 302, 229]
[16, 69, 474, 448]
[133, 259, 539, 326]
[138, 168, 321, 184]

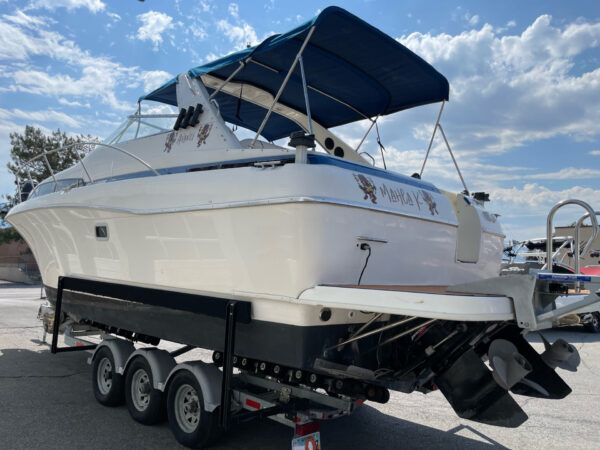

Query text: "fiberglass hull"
[7, 161, 504, 368]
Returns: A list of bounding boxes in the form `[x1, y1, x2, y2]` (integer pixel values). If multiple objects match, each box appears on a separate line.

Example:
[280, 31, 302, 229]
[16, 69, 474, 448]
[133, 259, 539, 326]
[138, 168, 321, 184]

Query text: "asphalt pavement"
[1, 282, 599, 449]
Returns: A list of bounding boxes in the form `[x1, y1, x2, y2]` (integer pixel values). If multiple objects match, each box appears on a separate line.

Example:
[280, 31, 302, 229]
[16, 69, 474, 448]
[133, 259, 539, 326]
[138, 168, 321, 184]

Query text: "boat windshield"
[104, 114, 178, 145]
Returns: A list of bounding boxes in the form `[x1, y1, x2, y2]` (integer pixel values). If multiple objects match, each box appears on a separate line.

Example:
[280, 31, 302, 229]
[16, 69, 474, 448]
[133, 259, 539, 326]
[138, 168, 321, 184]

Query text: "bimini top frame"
[139, 6, 449, 142]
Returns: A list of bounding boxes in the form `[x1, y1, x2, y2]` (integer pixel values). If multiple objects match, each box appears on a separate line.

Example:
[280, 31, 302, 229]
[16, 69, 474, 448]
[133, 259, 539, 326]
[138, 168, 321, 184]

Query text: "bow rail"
[13, 141, 160, 204]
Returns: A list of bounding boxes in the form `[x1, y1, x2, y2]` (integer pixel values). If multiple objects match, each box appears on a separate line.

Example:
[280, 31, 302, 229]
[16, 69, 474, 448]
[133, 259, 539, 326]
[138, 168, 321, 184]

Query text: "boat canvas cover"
[140, 6, 449, 141]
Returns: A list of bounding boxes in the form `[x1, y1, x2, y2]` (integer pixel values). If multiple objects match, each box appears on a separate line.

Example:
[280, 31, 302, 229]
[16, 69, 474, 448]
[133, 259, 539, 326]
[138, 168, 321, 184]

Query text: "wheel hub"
[131, 368, 151, 411]
[97, 357, 113, 395]
[175, 384, 201, 433]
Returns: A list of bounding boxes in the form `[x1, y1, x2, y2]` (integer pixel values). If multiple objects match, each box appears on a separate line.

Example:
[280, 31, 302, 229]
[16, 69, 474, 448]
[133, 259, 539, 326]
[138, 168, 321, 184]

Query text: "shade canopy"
[140, 6, 449, 141]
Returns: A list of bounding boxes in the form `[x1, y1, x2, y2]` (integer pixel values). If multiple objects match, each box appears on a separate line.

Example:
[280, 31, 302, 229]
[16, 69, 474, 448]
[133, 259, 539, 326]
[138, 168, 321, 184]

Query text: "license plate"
[292, 431, 321, 450]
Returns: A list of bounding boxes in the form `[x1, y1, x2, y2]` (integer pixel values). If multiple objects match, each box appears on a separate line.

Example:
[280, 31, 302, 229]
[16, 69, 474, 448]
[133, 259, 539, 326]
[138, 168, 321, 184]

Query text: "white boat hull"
[8, 162, 503, 327]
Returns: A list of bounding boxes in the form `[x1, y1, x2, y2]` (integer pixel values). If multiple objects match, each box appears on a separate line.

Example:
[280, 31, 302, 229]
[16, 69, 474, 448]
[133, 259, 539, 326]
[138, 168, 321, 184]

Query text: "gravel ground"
[1, 282, 599, 449]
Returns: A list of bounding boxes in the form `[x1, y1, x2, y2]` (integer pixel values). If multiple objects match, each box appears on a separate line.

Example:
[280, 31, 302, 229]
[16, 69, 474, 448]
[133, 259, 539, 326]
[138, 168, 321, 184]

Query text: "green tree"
[7, 125, 95, 188]
[1, 126, 96, 242]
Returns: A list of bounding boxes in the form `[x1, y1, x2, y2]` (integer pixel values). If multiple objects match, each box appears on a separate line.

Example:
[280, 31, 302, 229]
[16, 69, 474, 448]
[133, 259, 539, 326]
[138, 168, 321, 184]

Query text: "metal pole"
[134, 102, 141, 139]
[251, 26, 316, 147]
[378, 319, 437, 347]
[220, 301, 238, 429]
[42, 154, 57, 189]
[437, 124, 468, 193]
[209, 61, 247, 100]
[544, 199, 597, 272]
[324, 316, 418, 353]
[574, 211, 599, 274]
[298, 55, 313, 135]
[75, 146, 94, 184]
[348, 313, 383, 340]
[51, 276, 64, 354]
[420, 101, 445, 177]
[26, 167, 34, 187]
[355, 116, 378, 153]
[15, 173, 22, 203]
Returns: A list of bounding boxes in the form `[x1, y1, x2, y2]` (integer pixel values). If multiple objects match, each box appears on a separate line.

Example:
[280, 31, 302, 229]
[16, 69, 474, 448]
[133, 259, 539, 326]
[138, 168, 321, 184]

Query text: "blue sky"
[0, 0, 599, 239]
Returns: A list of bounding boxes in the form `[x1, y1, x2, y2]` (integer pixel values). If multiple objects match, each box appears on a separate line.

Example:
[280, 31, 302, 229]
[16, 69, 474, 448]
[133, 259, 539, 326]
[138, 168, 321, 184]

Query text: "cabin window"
[27, 178, 84, 200]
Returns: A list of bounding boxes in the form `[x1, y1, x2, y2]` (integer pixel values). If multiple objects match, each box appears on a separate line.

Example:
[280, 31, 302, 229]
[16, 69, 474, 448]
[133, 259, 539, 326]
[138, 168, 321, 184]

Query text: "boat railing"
[359, 152, 376, 166]
[14, 141, 160, 203]
[544, 199, 599, 274]
[574, 211, 600, 273]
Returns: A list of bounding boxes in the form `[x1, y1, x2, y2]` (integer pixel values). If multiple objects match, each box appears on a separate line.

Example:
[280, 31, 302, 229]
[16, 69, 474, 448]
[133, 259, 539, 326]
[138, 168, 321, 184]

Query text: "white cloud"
[58, 97, 89, 107]
[27, 0, 105, 13]
[11, 68, 132, 110]
[264, 0, 275, 11]
[107, 12, 120, 22]
[140, 70, 173, 92]
[228, 3, 239, 18]
[216, 19, 258, 50]
[0, 107, 80, 128]
[199, 1, 212, 13]
[492, 183, 600, 211]
[466, 13, 479, 27]
[2, 10, 52, 29]
[141, 103, 177, 115]
[590, 150, 600, 155]
[527, 167, 600, 180]
[398, 15, 600, 154]
[136, 11, 174, 50]
[0, 12, 138, 111]
[188, 23, 207, 39]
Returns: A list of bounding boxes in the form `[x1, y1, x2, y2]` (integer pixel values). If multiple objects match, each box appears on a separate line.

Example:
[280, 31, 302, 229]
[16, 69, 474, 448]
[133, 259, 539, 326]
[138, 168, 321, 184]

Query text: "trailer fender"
[164, 361, 222, 412]
[123, 348, 176, 390]
[87, 338, 135, 375]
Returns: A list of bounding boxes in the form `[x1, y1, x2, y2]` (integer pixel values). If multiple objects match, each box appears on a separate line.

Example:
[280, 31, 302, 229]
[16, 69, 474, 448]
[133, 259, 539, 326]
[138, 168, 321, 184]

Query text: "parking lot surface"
[1, 283, 599, 449]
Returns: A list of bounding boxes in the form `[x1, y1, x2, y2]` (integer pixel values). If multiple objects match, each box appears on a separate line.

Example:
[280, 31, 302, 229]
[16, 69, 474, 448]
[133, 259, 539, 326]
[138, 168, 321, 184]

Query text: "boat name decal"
[197, 123, 213, 147]
[353, 174, 377, 204]
[353, 173, 439, 216]
[164, 130, 196, 152]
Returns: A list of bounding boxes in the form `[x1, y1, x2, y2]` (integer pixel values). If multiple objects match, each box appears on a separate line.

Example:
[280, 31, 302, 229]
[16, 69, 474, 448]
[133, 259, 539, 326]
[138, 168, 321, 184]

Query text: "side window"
[54, 178, 83, 191]
[27, 178, 83, 200]
[32, 182, 55, 198]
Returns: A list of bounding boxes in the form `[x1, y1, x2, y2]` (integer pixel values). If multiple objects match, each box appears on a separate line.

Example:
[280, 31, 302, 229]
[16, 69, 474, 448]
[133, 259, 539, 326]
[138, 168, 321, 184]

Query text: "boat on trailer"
[6, 6, 600, 448]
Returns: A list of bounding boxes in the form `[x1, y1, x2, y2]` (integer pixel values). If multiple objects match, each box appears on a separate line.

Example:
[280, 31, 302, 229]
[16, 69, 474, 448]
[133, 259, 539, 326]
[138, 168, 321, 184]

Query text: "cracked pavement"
[1, 283, 599, 449]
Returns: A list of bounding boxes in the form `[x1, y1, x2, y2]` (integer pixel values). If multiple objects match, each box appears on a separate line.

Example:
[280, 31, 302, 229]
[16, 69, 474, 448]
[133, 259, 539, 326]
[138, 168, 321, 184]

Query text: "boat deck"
[299, 284, 515, 322]
[328, 285, 501, 297]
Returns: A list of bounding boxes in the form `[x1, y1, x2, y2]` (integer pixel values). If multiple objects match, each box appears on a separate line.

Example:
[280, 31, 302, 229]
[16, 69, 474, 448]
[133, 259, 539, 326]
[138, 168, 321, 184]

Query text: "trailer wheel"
[167, 370, 219, 448]
[125, 356, 165, 424]
[584, 312, 600, 333]
[92, 346, 124, 406]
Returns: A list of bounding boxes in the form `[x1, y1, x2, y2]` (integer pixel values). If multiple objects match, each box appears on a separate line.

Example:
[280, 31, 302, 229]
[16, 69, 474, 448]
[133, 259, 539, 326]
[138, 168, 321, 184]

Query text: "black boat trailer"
[49, 276, 357, 448]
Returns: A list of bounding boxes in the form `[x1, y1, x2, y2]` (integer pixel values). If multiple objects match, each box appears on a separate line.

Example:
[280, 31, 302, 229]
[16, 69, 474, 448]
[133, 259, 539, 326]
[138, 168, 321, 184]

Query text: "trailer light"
[295, 421, 320, 437]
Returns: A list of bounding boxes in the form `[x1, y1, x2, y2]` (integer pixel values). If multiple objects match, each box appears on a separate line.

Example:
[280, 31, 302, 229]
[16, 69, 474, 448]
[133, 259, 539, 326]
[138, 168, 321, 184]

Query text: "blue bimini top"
[140, 6, 449, 141]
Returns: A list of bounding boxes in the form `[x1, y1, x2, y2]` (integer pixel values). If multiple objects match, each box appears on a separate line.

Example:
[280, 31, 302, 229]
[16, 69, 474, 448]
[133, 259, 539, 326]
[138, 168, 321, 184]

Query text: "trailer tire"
[167, 370, 219, 448]
[584, 312, 600, 333]
[92, 346, 124, 406]
[125, 356, 165, 424]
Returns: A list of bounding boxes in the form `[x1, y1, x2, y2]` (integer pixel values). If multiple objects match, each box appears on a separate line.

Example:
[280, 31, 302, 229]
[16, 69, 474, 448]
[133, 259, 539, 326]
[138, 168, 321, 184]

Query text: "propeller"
[488, 339, 532, 390]
[540, 334, 581, 372]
